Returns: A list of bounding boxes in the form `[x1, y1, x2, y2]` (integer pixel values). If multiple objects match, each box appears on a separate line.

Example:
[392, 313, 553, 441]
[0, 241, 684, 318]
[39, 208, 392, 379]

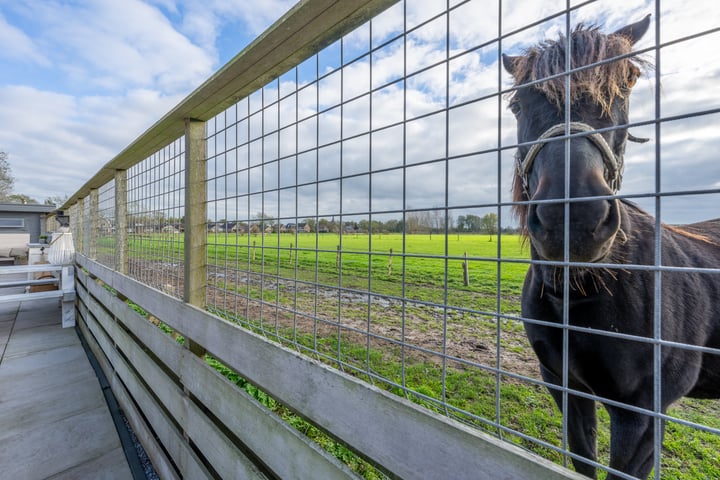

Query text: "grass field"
[117, 231, 720, 479]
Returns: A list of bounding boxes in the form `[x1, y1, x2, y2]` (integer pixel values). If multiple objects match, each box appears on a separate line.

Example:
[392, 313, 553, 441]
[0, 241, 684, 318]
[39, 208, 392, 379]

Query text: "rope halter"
[516, 122, 624, 199]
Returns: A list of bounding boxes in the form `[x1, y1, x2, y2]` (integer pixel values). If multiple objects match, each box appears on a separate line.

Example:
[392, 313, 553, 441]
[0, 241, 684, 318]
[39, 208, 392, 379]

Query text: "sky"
[0, 0, 718, 225]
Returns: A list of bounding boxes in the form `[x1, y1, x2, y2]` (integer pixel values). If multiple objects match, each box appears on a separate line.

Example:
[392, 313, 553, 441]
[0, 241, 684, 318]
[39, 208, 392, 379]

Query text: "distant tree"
[253, 211, 274, 231]
[429, 209, 445, 235]
[45, 195, 69, 207]
[480, 213, 499, 241]
[318, 218, 330, 232]
[404, 212, 421, 234]
[6, 193, 38, 204]
[383, 219, 400, 233]
[370, 220, 385, 234]
[464, 214, 482, 233]
[0, 152, 15, 200]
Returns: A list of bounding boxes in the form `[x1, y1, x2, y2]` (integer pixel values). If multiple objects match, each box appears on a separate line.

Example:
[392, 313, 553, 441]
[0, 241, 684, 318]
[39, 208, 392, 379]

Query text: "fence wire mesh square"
[71, 1, 719, 478]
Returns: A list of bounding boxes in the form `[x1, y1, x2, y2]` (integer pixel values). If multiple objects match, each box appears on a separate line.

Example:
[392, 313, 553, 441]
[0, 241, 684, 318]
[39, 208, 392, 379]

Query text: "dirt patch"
[203, 264, 542, 381]
[126, 261, 541, 381]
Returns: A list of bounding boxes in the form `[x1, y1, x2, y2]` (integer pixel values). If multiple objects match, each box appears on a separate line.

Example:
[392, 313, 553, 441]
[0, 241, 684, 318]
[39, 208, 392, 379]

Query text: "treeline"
[125, 210, 519, 235]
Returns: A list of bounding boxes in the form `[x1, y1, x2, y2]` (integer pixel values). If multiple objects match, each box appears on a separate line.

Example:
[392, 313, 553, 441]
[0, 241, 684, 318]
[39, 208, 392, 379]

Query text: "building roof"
[0, 203, 56, 214]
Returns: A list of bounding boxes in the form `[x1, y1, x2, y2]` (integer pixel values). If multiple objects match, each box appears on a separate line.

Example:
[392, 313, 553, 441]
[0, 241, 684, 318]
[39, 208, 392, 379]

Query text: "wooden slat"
[0, 264, 62, 274]
[78, 255, 585, 480]
[77, 275, 268, 480]
[78, 265, 359, 479]
[0, 279, 58, 288]
[75, 286, 213, 480]
[75, 310, 180, 480]
[0, 290, 63, 304]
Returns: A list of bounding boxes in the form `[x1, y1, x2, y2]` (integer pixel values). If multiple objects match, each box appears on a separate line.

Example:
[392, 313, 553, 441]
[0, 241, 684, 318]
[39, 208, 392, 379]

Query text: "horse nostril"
[592, 200, 620, 240]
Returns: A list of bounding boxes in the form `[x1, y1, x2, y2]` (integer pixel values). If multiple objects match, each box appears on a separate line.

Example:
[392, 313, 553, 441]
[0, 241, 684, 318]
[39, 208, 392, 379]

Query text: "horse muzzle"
[528, 198, 621, 262]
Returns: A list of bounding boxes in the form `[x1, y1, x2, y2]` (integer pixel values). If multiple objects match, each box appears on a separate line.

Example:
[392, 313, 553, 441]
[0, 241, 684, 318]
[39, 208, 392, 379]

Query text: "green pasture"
[114, 231, 720, 479]
[120, 231, 530, 307]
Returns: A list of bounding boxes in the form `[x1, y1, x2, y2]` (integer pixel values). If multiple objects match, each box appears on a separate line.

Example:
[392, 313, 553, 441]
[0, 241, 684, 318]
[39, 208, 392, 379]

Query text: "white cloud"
[41, 0, 213, 92]
[0, 14, 48, 65]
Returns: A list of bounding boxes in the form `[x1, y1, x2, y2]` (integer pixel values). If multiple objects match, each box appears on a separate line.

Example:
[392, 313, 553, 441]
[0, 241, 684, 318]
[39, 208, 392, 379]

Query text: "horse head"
[503, 15, 650, 263]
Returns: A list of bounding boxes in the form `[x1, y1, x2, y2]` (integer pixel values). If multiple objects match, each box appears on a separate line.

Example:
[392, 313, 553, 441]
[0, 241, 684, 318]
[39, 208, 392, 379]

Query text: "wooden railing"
[0, 264, 75, 327]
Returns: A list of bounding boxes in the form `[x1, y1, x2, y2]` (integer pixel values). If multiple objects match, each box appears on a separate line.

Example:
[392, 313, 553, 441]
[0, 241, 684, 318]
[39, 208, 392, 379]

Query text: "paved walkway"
[0, 297, 132, 479]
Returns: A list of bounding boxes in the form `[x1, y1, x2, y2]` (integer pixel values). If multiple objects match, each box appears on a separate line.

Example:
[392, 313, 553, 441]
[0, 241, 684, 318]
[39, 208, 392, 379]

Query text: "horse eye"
[509, 100, 522, 116]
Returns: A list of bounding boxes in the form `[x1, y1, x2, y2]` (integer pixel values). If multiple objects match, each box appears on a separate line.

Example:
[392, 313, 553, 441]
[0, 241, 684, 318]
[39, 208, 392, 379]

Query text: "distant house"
[231, 223, 248, 234]
[0, 203, 55, 242]
[0, 203, 56, 263]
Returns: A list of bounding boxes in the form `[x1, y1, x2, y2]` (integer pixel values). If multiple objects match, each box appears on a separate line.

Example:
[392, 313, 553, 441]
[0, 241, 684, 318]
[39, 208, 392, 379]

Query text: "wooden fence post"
[184, 118, 207, 358]
[88, 188, 99, 261]
[115, 169, 128, 275]
[463, 251, 470, 287]
[76, 197, 85, 256]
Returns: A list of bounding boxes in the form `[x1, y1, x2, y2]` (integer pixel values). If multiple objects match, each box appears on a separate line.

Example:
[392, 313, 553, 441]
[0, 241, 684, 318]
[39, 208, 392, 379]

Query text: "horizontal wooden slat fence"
[75, 253, 581, 479]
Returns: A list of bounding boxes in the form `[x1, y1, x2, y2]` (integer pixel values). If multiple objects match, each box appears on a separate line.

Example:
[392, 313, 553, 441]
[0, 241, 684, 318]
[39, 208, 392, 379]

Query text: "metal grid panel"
[202, 1, 720, 478]
[82, 195, 91, 258]
[96, 181, 116, 269]
[126, 137, 185, 299]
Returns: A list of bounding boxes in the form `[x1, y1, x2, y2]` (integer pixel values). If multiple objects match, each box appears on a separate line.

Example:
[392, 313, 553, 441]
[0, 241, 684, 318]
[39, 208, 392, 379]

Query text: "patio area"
[0, 296, 133, 479]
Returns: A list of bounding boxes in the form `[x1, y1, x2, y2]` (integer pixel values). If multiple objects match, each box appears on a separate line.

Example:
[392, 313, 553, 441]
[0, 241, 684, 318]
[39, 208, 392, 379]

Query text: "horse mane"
[664, 224, 720, 246]
[507, 24, 647, 116]
[509, 24, 650, 237]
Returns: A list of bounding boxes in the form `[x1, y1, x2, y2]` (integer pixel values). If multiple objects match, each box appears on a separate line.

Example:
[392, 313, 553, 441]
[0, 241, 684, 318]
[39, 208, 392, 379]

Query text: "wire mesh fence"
[70, 1, 719, 478]
[96, 181, 116, 269]
[126, 137, 185, 299]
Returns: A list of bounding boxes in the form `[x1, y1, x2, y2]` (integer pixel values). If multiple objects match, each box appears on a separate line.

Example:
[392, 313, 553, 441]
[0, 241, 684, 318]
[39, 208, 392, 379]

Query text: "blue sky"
[0, 0, 296, 203]
[0, 0, 718, 224]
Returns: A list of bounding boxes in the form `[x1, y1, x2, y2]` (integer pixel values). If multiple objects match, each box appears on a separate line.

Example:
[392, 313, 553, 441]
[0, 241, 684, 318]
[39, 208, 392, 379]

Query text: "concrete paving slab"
[0, 298, 132, 479]
[2, 323, 78, 359]
[14, 300, 62, 330]
[0, 303, 14, 316]
[0, 406, 123, 479]
[0, 342, 86, 377]
[0, 321, 12, 354]
[0, 350, 90, 405]
[0, 375, 104, 442]
[47, 446, 132, 480]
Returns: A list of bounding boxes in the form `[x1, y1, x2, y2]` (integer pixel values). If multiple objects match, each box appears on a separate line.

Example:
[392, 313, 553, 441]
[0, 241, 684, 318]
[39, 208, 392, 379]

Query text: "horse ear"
[612, 14, 651, 45]
[502, 54, 519, 76]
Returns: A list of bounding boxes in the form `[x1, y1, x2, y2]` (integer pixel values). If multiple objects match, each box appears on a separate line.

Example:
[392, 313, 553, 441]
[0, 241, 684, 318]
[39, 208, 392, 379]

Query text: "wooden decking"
[0, 296, 132, 479]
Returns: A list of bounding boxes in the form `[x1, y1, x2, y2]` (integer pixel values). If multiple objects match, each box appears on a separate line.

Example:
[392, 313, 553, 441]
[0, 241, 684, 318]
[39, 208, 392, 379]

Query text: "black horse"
[502, 15, 720, 479]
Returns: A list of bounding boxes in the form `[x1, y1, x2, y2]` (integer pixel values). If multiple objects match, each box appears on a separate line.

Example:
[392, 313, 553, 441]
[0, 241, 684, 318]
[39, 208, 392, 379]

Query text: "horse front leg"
[605, 405, 661, 480]
[540, 365, 599, 478]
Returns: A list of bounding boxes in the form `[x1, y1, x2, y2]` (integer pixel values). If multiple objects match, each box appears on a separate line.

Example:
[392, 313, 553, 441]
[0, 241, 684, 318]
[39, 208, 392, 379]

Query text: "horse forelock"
[508, 24, 647, 117]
